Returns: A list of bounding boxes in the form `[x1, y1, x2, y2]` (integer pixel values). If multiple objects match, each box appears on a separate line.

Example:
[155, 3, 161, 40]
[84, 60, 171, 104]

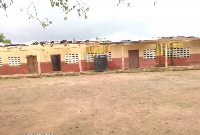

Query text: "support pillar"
[121, 44, 124, 70]
[37, 47, 41, 75]
[78, 44, 83, 72]
[165, 43, 168, 68]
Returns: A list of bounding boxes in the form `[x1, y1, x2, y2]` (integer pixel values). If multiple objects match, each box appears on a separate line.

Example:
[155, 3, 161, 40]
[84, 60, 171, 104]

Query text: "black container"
[94, 55, 107, 72]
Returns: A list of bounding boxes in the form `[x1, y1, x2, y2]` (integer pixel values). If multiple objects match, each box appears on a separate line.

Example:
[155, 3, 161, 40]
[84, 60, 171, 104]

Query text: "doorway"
[51, 55, 61, 71]
[27, 56, 38, 74]
[128, 50, 139, 68]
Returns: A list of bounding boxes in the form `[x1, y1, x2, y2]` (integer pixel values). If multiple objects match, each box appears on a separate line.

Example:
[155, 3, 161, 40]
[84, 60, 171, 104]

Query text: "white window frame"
[84, 52, 112, 63]
[164, 47, 190, 58]
[65, 54, 79, 64]
[143, 49, 156, 60]
[0, 58, 2, 67]
[8, 57, 21, 67]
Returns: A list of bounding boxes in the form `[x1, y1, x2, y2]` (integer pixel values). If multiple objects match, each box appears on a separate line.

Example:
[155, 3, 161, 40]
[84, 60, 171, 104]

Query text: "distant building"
[0, 43, 5, 46]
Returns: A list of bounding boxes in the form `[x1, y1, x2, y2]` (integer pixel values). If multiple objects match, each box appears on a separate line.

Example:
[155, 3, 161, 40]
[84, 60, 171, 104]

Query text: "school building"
[0, 37, 200, 75]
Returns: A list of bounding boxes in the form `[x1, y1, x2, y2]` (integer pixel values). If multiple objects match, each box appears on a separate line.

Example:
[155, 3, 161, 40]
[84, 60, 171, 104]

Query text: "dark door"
[27, 56, 38, 74]
[128, 50, 139, 68]
[51, 55, 61, 71]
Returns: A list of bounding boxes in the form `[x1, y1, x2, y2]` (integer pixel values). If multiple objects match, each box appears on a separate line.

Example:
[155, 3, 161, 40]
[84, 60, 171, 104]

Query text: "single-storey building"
[0, 37, 200, 75]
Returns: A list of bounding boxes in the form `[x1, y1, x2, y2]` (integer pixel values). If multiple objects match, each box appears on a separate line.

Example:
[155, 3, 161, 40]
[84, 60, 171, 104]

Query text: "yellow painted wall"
[186, 40, 200, 54]
[156, 41, 196, 56]
[0, 44, 87, 64]
[85, 46, 112, 53]
[0, 39, 200, 65]
[37, 44, 84, 62]
[0, 46, 39, 64]
[111, 43, 156, 58]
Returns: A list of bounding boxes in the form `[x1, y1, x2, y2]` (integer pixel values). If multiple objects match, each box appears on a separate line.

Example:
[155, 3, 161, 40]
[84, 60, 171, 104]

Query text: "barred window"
[164, 47, 190, 58]
[0, 58, 2, 67]
[8, 57, 21, 67]
[143, 49, 156, 60]
[104, 52, 112, 61]
[84, 53, 94, 63]
[65, 54, 79, 64]
[84, 52, 112, 63]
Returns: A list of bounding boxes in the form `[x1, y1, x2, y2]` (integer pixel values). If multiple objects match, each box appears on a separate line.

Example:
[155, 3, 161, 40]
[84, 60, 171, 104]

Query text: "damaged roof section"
[1, 36, 200, 47]
[100, 41, 141, 45]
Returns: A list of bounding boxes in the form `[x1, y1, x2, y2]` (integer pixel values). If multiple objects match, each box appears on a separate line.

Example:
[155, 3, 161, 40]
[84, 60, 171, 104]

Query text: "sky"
[0, 0, 200, 43]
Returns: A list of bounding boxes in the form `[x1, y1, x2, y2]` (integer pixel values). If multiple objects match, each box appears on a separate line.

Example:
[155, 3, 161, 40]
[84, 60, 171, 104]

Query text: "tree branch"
[21, 2, 52, 28]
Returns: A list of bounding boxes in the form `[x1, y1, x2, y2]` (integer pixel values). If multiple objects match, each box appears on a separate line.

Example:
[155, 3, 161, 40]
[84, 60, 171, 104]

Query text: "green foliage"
[19, 2, 53, 29]
[96, 37, 106, 42]
[0, 0, 90, 28]
[0, 33, 11, 44]
[0, 0, 129, 28]
[117, 0, 130, 7]
[72, 38, 76, 43]
[50, 0, 89, 21]
[0, 0, 13, 10]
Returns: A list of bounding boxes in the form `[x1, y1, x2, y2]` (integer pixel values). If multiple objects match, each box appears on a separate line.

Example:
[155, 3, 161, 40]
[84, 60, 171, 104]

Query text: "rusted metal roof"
[1, 36, 200, 47]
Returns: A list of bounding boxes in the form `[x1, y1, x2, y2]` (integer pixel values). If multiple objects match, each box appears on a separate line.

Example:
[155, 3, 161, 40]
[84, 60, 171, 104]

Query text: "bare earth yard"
[0, 70, 200, 135]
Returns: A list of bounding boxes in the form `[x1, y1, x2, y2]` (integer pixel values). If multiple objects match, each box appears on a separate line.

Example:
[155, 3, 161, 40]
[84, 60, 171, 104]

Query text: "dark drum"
[94, 55, 107, 72]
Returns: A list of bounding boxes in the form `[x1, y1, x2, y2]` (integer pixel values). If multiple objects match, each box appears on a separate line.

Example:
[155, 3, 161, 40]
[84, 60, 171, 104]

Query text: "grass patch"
[173, 102, 191, 108]
[153, 102, 160, 105]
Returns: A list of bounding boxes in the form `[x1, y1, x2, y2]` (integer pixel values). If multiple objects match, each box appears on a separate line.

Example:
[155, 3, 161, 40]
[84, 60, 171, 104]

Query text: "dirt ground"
[0, 70, 200, 135]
